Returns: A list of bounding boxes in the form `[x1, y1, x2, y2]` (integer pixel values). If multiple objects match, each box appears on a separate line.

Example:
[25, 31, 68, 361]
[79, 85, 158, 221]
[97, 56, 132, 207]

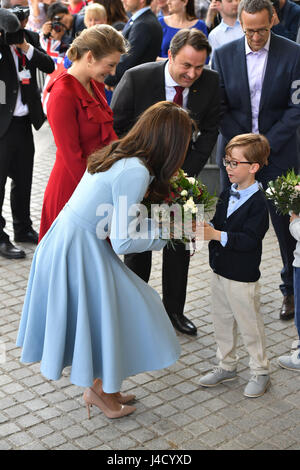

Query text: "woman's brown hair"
[67, 24, 128, 62]
[185, 0, 197, 20]
[95, 0, 128, 25]
[88, 101, 194, 201]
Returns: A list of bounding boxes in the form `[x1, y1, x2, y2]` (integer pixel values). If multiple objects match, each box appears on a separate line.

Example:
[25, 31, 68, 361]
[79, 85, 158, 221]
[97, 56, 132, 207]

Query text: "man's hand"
[205, 0, 221, 27]
[15, 38, 30, 53]
[42, 20, 52, 37]
[42, 20, 65, 40]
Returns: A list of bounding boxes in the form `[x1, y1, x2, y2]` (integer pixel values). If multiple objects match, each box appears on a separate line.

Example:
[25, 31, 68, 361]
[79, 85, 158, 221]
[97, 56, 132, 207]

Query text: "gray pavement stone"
[0, 122, 299, 450]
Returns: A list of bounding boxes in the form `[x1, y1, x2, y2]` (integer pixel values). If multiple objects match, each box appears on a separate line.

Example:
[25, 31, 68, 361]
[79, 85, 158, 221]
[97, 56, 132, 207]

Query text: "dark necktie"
[173, 86, 185, 107]
[122, 19, 133, 36]
[230, 189, 240, 199]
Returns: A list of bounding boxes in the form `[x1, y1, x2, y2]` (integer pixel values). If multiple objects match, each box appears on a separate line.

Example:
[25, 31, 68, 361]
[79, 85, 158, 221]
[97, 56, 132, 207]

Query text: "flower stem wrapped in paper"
[143, 169, 216, 253]
[265, 169, 300, 216]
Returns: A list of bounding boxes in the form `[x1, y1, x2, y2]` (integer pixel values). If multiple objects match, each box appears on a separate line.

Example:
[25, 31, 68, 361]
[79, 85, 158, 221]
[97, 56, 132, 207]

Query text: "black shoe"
[0, 241, 26, 259]
[14, 228, 38, 245]
[169, 313, 197, 335]
[280, 294, 294, 321]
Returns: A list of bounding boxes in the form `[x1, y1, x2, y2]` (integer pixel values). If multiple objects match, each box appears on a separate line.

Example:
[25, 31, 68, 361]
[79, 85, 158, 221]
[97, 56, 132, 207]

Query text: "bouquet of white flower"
[143, 169, 216, 250]
[265, 169, 300, 216]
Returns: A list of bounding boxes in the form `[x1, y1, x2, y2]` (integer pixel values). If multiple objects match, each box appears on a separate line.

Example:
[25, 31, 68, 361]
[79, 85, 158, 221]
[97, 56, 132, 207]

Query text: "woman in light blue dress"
[17, 101, 194, 419]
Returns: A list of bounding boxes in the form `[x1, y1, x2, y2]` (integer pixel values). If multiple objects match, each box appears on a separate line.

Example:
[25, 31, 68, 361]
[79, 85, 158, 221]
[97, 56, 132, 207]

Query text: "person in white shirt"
[208, 0, 243, 55]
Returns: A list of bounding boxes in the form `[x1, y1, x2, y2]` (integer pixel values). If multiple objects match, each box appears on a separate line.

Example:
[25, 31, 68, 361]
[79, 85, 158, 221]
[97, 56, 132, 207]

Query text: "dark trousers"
[0, 116, 34, 242]
[219, 163, 296, 297]
[124, 242, 191, 317]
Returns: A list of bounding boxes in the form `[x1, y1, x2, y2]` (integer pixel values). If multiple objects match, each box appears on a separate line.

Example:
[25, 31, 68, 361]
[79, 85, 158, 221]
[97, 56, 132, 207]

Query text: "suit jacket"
[0, 29, 55, 138]
[105, 9, 162, 88]
[209, 188, 269, 282]
[272, 0, 300, 42]
[212, 32, 300, 170]
[111, 60, 220, 176]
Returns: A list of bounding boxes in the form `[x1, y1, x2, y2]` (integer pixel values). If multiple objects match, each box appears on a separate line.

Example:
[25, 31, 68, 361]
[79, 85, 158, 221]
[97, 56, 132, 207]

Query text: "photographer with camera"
[45, 2, 85, 51]
[40, 9, 67, 56]
[0, 6, 54, 259]
[272, 0, 300, 41]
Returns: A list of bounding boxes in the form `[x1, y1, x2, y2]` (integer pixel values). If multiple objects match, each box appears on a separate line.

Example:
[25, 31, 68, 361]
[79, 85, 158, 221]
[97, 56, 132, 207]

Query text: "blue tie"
[122, 19, 133, 35]
[230, 189, 240, 199]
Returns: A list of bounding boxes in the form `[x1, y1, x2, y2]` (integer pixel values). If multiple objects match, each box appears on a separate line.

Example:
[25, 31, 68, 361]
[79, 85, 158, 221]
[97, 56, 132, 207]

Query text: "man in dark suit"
[212, 0, 300, 320]
[0, 6, 54, 259]
[104, 0, 162, 89]
[111, 29, 220, 335]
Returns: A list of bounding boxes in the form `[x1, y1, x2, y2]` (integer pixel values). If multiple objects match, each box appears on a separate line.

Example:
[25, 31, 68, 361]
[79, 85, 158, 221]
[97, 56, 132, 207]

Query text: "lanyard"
[13, 47, 26, 69]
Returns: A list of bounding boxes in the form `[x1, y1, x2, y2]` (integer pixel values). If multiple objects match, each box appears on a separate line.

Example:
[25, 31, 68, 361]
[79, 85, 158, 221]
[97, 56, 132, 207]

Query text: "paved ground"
[0, 123, 299, 451]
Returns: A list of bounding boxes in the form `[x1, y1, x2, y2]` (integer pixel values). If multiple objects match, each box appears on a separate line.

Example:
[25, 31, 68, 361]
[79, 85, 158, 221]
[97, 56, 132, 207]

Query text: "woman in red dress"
[39, 25, 127, 241]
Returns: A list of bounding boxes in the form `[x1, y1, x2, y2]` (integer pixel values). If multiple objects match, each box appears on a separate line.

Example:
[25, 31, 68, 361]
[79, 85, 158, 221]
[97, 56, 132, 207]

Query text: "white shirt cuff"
[25, 44, 34, 61]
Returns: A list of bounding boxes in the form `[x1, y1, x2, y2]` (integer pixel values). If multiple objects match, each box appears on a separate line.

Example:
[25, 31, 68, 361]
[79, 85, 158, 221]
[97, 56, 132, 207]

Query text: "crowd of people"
[0, 0, 300, 421]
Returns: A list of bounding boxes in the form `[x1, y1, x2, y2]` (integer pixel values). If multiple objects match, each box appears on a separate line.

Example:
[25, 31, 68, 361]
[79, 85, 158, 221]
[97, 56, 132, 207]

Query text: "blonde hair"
[84, 4, 107, 26]
[67, 24, 128, 62]
[225, 133, 270, 169]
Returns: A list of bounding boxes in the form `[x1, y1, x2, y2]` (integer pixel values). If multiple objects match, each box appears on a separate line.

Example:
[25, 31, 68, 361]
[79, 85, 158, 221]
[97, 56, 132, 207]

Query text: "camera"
[3, 5, 30, 45]
[44, 15, 65, 39]
[7, 5, 30, 23]
[52, 15, 65, 33]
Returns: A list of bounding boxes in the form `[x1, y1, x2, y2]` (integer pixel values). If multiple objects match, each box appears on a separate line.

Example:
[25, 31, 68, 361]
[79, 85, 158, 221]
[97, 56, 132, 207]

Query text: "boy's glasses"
[223, 158, 253, 169]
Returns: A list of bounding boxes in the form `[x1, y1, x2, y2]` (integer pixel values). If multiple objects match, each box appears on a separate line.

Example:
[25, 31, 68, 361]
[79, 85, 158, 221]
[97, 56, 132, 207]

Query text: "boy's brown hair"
[225, 133, 270, 169]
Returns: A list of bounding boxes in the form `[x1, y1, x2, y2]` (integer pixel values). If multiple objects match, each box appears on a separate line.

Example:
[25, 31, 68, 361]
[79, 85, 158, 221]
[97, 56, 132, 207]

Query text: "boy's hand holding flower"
[290, 212, 300, 223]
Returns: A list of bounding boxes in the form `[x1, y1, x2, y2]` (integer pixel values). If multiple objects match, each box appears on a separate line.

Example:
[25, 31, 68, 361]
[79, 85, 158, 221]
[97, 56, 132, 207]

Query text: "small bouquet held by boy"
[143, 169, 216, 253]
[265, 169, 300, 216]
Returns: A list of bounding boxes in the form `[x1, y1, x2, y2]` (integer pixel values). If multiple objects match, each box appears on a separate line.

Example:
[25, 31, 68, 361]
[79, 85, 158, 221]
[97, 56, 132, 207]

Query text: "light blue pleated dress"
[16, 158, 180, 392]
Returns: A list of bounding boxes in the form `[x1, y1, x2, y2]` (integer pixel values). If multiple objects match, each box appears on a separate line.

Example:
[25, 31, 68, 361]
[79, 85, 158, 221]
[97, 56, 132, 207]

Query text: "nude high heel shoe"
[92, 380, 136, 404]
[114, 392, 136, 404]
[83, 388, 136, 419]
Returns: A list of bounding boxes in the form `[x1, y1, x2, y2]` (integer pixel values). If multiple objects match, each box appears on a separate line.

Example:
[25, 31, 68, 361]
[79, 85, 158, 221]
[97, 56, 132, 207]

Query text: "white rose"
[181, 190, 188, 196]
[187, 177, 196, 185]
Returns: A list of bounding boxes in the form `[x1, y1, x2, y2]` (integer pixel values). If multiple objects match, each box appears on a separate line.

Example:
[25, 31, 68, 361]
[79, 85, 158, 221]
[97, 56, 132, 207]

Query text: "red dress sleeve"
[47, 88, 87, 186]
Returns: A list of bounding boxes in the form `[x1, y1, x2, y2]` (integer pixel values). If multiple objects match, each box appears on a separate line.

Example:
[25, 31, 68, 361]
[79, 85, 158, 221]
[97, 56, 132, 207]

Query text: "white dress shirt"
[245, 35, 270, 134]
[164, 61, 189, 109]
[10, 44, 34, 117]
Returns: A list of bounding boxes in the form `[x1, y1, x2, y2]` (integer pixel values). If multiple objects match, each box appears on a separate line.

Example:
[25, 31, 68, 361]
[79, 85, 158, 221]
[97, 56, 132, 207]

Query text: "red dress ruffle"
[39, 72, 117, 241]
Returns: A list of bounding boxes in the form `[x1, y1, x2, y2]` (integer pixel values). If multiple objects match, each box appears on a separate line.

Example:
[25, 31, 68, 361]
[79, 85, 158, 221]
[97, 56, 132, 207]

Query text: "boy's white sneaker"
[278, 349, 300, 371]
[199, 367, 237, 387]
[243, 374, 270, 398]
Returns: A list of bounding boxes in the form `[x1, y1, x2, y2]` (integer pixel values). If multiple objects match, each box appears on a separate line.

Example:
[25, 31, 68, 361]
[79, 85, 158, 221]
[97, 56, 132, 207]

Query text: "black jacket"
[0, 29, 54, 138]
[105, 9, 162, 88]
[111, 60, 220, 176]
[209, 188, 269, 283]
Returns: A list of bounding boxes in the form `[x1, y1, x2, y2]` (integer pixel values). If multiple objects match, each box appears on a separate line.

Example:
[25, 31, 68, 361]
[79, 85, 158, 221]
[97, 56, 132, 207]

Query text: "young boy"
[199, 133, 271, 398]
[278, 212, 300, 371]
